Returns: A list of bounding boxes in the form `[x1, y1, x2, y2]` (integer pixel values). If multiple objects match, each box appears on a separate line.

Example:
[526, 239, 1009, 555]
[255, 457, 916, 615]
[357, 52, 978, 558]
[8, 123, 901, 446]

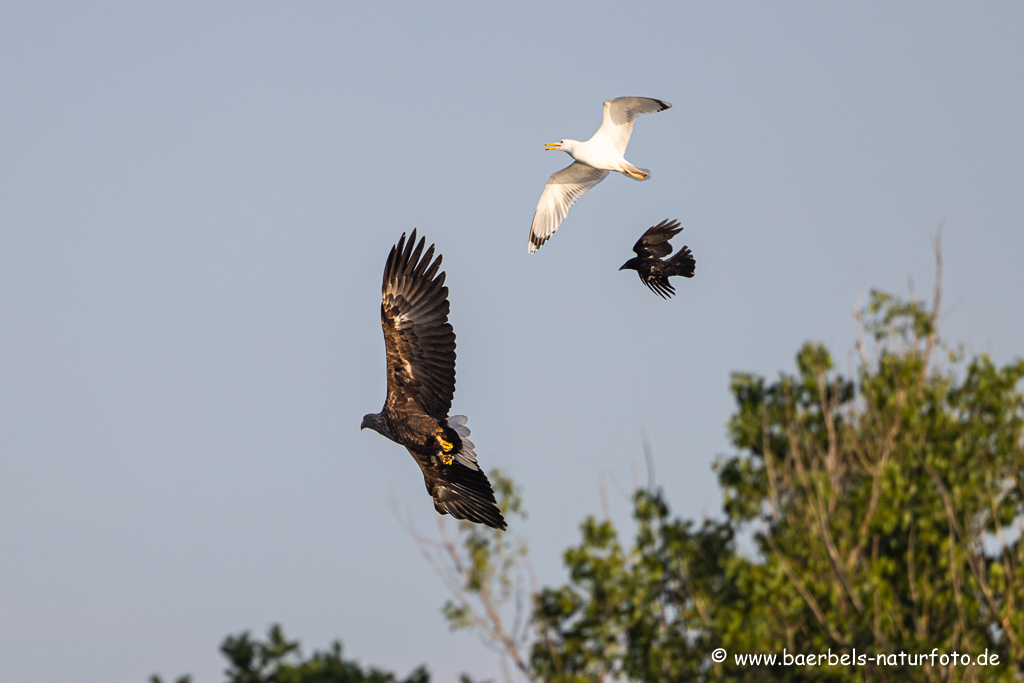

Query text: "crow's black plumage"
[361, 230, 506, 530]
[619, 219, 696, 299]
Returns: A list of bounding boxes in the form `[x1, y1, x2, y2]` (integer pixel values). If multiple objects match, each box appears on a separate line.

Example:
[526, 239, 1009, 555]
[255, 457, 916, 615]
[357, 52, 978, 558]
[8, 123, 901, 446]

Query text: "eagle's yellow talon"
[437, 436, 455, 465]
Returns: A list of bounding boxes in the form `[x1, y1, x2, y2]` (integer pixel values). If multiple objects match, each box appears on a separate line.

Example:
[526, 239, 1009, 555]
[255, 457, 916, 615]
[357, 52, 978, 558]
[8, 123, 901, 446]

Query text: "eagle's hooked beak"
[544, 142, 561, 151]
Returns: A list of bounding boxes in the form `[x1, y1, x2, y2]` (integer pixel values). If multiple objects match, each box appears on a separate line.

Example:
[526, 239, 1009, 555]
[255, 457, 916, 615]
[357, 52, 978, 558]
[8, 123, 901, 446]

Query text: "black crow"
[619, 219, 696, 299]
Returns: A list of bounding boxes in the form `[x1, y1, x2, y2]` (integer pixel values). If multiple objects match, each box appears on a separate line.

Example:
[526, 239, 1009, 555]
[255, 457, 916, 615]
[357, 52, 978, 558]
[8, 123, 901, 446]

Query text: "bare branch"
[641, 427, 656, 490]
[396, 480, 537, 681]
[921, 225, 943, 375]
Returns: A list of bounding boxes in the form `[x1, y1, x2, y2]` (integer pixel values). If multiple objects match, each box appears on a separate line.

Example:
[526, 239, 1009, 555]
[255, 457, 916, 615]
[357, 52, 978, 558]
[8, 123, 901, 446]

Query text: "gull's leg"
[620, 162, 651, 181]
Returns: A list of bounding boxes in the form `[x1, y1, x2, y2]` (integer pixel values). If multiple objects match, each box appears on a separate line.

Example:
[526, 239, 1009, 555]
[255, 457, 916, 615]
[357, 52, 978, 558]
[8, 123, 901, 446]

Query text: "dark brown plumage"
[619, 219, 696, 299]
[361, 230, 506, 531]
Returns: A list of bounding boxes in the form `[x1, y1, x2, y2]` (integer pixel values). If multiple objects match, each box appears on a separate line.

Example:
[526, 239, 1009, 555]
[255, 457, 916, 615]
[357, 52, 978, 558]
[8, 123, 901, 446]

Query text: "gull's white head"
[544, 139, 577, 155]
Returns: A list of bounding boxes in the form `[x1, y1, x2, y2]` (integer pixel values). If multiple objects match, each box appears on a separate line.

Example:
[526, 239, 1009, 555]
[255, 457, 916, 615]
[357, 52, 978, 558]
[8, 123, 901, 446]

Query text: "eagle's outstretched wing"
[633, 219, 683, 259]
[420, 454, 506, 530]
[381, 230, 456, 421]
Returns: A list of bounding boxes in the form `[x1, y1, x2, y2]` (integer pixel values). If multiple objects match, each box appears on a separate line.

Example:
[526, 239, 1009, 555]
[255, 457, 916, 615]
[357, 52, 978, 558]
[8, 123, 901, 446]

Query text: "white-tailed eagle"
[361, 230, 506, 530]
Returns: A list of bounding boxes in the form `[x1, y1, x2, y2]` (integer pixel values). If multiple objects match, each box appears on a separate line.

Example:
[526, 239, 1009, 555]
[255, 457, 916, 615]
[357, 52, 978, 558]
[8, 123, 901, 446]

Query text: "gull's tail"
[621, 163, 650, 181]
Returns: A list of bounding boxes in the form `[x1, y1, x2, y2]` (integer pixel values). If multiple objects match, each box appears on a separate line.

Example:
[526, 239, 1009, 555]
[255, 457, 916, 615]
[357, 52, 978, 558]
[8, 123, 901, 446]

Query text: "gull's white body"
[528, 96, 672, 253]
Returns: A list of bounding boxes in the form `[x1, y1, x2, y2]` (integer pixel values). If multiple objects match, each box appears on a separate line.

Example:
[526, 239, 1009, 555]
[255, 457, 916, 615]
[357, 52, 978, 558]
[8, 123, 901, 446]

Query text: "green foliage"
[152, 625, 430, 683]
[529, 289, 1024, 681]
[532, 495, 735, 682]
[158, 284, 1024, 683]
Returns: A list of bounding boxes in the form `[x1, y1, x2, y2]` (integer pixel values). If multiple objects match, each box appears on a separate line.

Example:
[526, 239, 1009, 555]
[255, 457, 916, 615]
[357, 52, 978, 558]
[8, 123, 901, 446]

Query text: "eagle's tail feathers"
[447, 415, 471, 435]
[446, 415, 478, 469]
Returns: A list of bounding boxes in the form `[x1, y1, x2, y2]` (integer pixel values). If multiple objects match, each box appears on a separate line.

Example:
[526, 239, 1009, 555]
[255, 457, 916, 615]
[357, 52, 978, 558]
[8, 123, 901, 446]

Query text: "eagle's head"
[361, 412, 395, 441]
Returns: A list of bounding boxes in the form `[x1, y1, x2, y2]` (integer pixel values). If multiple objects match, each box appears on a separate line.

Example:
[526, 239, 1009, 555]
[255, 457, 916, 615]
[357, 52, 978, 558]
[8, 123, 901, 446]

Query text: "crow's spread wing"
[633, 219, 683, 259]
[381, 230, 456, 421]
[641, 273, 677, 299]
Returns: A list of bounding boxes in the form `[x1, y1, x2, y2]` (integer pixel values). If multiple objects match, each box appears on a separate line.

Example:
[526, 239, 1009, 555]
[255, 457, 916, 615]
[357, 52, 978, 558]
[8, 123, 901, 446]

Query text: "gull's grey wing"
[595, 96, 672, 155]
[528, 162, 609, 253]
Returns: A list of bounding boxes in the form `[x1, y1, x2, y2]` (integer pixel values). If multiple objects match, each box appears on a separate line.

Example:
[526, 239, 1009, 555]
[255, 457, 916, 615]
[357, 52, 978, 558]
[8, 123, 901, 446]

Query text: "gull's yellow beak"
[544, 142, 561, 151]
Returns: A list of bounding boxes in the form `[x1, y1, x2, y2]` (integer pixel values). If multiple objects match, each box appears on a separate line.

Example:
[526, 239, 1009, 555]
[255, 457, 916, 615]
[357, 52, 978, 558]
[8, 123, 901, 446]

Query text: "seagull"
[361, 230, 506, 530]
[528, 96, 672, 253]
[619, 219, 695, 299]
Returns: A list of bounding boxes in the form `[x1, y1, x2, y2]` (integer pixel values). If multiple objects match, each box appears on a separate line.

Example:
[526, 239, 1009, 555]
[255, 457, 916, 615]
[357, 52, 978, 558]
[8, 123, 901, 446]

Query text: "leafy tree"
[160, 247, 1024, 682]
[151, 624, 430, 683]
[526, 256, 1024, 680]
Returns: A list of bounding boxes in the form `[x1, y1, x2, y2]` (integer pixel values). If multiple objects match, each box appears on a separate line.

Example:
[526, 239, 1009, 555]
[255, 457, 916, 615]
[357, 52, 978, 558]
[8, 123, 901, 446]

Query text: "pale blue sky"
[2, 3, 1023, 681]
